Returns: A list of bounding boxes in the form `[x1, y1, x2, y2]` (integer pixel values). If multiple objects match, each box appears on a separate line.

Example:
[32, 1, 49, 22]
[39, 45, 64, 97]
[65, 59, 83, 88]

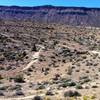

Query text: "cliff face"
[0, 5, 100, 27]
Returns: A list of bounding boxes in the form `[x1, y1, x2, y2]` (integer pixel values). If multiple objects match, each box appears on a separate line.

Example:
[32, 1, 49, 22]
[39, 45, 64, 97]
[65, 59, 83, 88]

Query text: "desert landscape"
[0, 6, 100, 100]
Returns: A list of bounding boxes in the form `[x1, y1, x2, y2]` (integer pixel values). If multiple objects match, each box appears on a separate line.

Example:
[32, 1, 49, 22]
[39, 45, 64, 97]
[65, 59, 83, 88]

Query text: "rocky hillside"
[0, 20, 100, 99]
[0, 5, 100, 27]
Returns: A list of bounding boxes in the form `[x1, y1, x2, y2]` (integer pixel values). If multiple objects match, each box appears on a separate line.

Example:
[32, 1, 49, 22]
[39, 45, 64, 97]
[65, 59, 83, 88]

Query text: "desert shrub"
[86, 70, 89, 73]
[0, 67, 4, 70]
[64, 90, 81, 97]
[27, 68, 33, 72]
[98, 68, 100, 72]
[90, 95, 96, 99]
[83, 78, 91, 83]
[0, 86, 7, 90]
[79, 76, 91, 84]
[46, 90, 54, 96]
[44, 96, 51, 100]
[0, 81, 2, 84]
[13, 75, 25, 83]
[44, 71, 49, 75]
[6, 66, 12, 71]
[82, 56, 87, 59]
[67, 66, 72, 75]
[75, 69, 80, 72]
[0, 55, 5, 62]
[83, 96, 88, 100]
[52, 74, 60, 81]
[0, 91, 4, 96]
[36, 85, 45, 90]
[79, 76, 88, 80]
[75, 84, 83, 89]
[0, 75, 3, 80]
[8, 85, 21, 91]
[92, 85, 98, 88]
[33, 96, 43, 100]
[15, 51, 27, 61]
[31, 44, 37, 51]
[3, 51, 16, 60]
[83, 95, 96, 100]
[61, 81, 76, 88]
[14, 90, 24, 96]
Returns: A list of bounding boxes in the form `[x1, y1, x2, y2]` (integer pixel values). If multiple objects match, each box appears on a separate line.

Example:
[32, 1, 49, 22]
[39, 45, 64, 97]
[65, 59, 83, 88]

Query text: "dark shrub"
[61, 81, 76, 88]
[46, 90, 54, 96]
[0, 86, 7, 90]
[76, 84, 83, 89]
[31, 44, 37, 51]
[0, 91, 4, 96]
[33, 96, 43, 100]
[13, 75, 25, 83]
[15, 90, 24, 96]
[0, 75, 3, 80]
[64, 90, 81, 97]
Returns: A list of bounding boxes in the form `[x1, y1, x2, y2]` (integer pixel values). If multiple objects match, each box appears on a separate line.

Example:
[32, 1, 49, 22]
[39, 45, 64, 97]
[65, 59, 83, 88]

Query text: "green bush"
[61, 81, 76, 88]
[13, 75, 25, 83]
[75, 84, 83, 89]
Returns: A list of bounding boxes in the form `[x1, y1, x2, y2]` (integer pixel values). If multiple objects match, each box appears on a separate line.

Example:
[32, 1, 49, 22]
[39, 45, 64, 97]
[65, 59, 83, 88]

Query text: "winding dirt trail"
[23, 45, 45, 71]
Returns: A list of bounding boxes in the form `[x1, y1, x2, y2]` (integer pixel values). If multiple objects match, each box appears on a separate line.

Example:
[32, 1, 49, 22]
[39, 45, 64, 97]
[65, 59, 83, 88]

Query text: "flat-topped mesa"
[0, 5, 100, 27]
